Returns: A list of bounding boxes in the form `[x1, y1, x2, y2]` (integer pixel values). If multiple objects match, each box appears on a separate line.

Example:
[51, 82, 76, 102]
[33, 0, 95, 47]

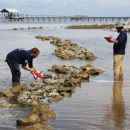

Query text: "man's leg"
[119, 56, 124, 81]
[6, 59, 21, 85]
[113, 55, 124, 81]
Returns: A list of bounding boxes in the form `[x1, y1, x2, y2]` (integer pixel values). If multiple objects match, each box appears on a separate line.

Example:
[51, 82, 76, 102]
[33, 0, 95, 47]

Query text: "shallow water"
[0, 23, 130, 130]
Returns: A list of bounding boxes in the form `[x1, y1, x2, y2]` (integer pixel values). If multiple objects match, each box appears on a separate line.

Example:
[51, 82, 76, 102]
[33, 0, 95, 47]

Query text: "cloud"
[0, 0, 130, 16]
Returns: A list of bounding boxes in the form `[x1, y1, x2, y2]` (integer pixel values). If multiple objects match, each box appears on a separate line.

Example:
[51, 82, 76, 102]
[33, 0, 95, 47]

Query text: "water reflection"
[112, 81, 126, 128]
[106, 81, 126, 129]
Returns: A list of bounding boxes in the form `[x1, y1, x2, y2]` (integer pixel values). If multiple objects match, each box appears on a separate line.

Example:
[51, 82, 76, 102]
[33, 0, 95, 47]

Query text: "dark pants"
[6, 57, 21, 84]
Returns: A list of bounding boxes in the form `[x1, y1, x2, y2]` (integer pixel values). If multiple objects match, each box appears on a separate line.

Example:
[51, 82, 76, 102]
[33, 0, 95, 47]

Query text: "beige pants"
[113, 55, 124, 81]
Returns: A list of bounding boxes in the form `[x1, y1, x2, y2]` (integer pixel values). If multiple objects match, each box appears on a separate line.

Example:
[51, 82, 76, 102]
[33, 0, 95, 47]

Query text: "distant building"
[0, 8, 23, 21]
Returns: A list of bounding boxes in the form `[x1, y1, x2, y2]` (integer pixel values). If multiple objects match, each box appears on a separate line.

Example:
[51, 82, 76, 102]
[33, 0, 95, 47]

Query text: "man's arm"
[22, 58, 35, 72]
[22, 66, 35, 72]
[109, 32, 127, 44]
[28, 58, 33, 68]
[109, 38, 118, 44]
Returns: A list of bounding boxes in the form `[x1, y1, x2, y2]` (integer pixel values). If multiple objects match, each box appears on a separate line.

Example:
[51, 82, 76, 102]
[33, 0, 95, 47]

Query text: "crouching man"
[5, 48, 40, 85]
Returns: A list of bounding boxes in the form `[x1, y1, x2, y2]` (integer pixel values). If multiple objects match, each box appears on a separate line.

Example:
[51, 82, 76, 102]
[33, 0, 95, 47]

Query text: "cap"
[114, 22, 124, 28]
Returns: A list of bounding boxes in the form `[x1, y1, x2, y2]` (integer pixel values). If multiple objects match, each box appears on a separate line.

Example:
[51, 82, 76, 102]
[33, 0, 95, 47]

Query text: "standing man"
[106, 22, 127, 81]
[6, 48, 40, 85]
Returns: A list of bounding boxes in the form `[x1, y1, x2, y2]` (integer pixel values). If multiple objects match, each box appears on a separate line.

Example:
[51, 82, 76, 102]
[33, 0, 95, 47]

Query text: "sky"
[0, 0, 130, 16]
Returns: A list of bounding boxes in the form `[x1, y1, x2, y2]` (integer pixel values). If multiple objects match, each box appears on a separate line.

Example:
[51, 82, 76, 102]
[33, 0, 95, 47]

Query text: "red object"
[104, 36, 112, 41]
[31, 70, 44, 80]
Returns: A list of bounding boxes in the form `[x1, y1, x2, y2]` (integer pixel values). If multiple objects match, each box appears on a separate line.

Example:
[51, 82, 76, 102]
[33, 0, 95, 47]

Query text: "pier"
[0, 9, 130, 24]
[1, 15, 130, 24]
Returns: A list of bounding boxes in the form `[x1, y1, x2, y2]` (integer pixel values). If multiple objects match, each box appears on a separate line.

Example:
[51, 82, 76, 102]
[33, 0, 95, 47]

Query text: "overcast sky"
[0, 0, 130, 16]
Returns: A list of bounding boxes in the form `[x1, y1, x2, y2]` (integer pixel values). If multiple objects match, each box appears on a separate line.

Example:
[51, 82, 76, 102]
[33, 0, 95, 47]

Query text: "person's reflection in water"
[112, 81, 126, 128]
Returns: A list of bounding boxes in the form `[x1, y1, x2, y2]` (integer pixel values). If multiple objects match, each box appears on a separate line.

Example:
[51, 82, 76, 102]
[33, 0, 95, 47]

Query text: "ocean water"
[0, 23, 130, 130]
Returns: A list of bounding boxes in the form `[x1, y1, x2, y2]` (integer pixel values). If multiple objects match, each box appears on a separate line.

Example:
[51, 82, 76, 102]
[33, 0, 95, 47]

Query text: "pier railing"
[0, 15, 130, 24]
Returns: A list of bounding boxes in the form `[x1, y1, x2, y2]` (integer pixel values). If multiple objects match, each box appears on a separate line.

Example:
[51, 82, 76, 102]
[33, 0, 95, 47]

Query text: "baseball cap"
[114, 22, 124, 28]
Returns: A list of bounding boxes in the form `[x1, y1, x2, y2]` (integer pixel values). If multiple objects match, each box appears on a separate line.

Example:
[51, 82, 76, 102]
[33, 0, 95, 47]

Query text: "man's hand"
[104, 36, 118, 44]
[22, 66, 36, 72]
[30, 68, 36, 72]
[109, 38, 118, 44]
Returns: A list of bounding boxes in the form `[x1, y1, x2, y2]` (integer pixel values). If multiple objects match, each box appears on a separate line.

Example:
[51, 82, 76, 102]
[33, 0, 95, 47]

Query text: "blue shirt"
[7, 48, 33, 67]
[113, 31, 127, 55]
